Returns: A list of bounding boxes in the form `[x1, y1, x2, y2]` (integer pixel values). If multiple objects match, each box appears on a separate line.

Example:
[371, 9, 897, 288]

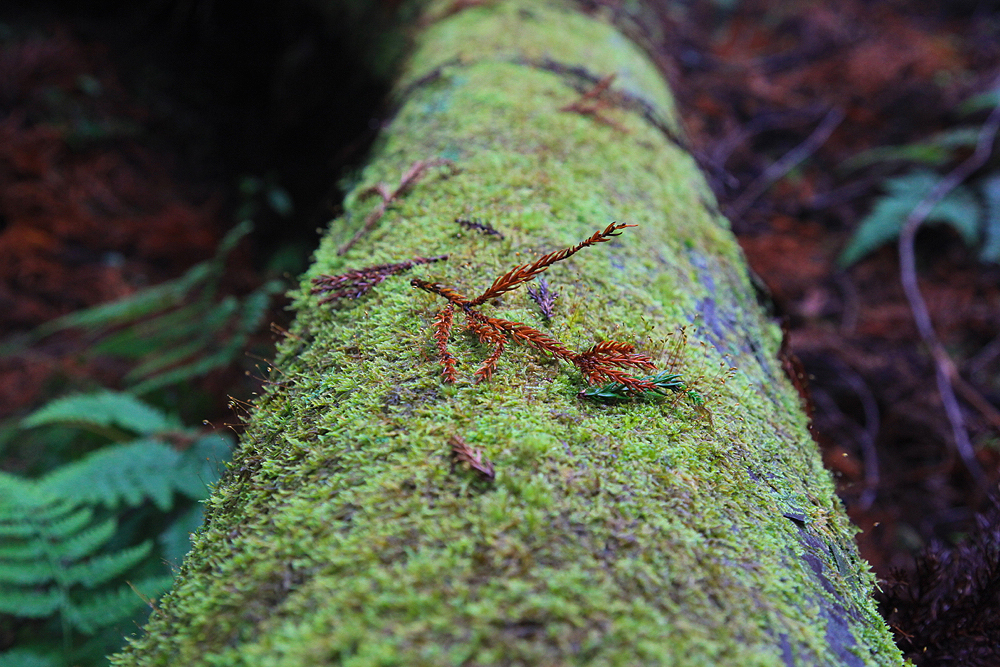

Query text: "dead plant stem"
[897, 101, 1000, 485]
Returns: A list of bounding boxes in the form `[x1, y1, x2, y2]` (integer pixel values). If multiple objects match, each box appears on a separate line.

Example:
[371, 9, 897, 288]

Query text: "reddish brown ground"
[0, 30, 246, 417]
[2, 1, 1000, 662]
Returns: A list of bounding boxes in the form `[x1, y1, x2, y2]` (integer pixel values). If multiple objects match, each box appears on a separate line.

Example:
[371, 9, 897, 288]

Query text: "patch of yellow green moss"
[112, 1, 903, 665]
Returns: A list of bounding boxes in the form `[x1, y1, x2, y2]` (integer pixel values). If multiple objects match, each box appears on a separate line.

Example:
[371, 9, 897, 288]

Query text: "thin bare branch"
[896, 100, 1000, 485]
[560, 73, 630, 133]
[729, 107, 844, 217]
[338, 159, 453, 256]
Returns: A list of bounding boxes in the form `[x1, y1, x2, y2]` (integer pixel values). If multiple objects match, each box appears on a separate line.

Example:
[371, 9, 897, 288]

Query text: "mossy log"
[112, 2, 903, 665]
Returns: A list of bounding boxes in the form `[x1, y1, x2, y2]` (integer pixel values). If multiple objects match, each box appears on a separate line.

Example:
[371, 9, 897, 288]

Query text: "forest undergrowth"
[2, 0, 1000, 664]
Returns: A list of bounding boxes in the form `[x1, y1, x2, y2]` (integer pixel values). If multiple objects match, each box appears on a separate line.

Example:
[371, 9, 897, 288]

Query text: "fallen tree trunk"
[113, 2, 903, 665]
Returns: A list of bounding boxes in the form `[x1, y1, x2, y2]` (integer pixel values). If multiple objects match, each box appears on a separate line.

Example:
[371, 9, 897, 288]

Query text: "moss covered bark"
[112, 2, 904, 665]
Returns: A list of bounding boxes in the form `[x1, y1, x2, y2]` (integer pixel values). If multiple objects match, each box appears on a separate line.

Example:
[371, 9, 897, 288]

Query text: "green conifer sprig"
[580, 369, 687, 402]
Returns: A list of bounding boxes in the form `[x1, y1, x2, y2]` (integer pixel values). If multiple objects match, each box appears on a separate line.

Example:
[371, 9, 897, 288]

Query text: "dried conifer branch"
[410, 278, 472, 306]
[412, 223, 656, 387]
[338, 158, 453, 256]
[450, 435, 495, 480]
[560, 73, 629, 133]
[526, 277, 558, 320]
[573, 341, 658, 390]
[455, 217, 504, 239]
[312, 255, 447, 304]
[433, 303, 458, 382]
[471, 221, 634, 305]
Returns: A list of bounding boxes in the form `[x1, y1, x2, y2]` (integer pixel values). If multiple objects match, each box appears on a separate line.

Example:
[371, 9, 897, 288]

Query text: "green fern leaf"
[172, 434, 233, 499]
[65, 540, 152, 589]
[959, 87, 1000, 115]
[841, 127, 982, 171]
[64, 574, 173, 634]
[89, 301, 216, 360]
[122, 297, 240, 383]
[0, 559, 55, 585]
[0, 539, 44, 560]
[158, 503, 205, 567]
[37, 505, 95, 540]
[839, 171, 982, 267]
[979, 174, 1000, 262]
[127, 281, 281, 395]
[0, 648, 62, 667]
[21, 391, 177, 436]
[0, 588, 63, 617]
[40, 440, 182, 511]
[31, 263, 212, 338]
[25, 222, 251, 342]
[59, 517, 118, 561]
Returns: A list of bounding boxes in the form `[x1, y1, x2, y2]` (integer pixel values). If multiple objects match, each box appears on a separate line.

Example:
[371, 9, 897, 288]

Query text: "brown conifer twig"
[559, 73, 629, 133]
[449, 435, 495, 480]
[338, 158, 453, 256]
[312, 255, 447, 304]
[455, 217, 504, 239]
[471, 222, 634, 305]
[411, 223, 658, 389]
[433, 303, 458, 382]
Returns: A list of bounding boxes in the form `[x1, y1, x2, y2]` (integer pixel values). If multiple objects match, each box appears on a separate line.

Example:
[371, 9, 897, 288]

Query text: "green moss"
[112, 1, 902, 665]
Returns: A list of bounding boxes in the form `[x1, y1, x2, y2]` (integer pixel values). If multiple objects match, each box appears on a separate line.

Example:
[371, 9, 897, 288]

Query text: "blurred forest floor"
[1, 0, 1000, 662]
[656, 0, 1000, 573]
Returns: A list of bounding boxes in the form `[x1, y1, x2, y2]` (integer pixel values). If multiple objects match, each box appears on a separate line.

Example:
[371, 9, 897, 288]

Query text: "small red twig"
[338, 159, 453, 256]
[450, 435, 495, 480]
[471, 221, 634, 305]
[559, 74, 629, 133]
[412, 223, 657, 388]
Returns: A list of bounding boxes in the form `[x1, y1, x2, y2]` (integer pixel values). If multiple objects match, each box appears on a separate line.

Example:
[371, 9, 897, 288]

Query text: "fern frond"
[0, 588, 63, 617]
[37, 434, 230, 510]
[40, 440, 181, 510]
[0, 539, 44, 560]
[65, 540, 153, 589]
[0, 559, 55, 585]
[59, 518, 118, 561]
[27, 263, 212, 341]
[90, 299, 221, 360]
[170, 434, 233, 499]
[0, 647, 62, 667]
[36, 505, 95, 540]
[839, 171, 981, 266]
[21, 391, 176, 437]
[127, 281, 281, 395]
[64, 574, 172, 634]
[158, 504, 206, 567]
